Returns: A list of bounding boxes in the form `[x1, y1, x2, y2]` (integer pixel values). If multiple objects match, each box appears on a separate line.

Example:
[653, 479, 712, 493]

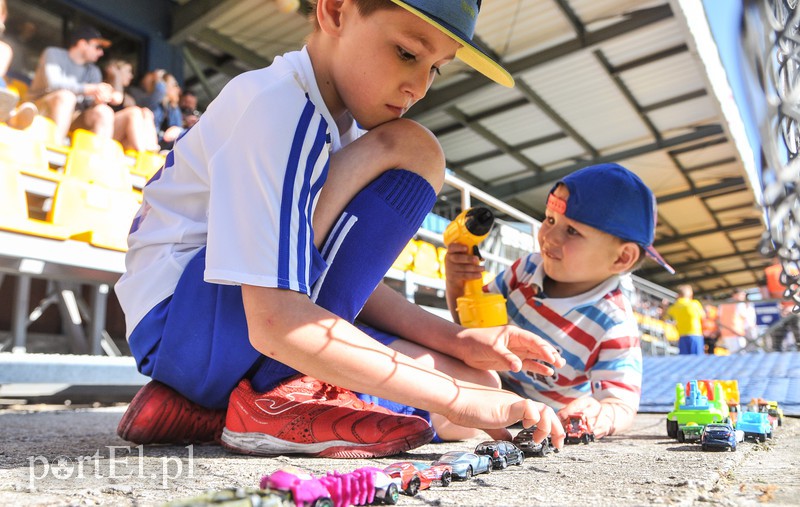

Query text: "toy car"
[700, 423, 743, 452]
[164, 487, 295, 506]
[736, 411, 773, 442]
[512, 427, 557, 457]
[383, 461, 451, 496]
[317, 467, 401, 506]
[474, 440, 525, 469]
[748, 398, 784, 429]
[563, 413, 595, 445]
[260, 467, 334, 507]
[676, 422, 704, 443]
[431, 451, 492, 480]
[666, 380, 730, 439]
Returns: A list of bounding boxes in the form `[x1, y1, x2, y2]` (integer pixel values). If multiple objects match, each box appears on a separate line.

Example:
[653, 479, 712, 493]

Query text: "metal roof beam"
[660, 264, 770, 286]
[653, 218, 763, 246]
[194, 28, 271, 70]
[450, 132, 567, 167]
[170, 0, 240, 43]
[408, 4, 674, 119]
[488, 124, 723, 199]
[638, 250, 766, 277]
[657, 178, 746, 203]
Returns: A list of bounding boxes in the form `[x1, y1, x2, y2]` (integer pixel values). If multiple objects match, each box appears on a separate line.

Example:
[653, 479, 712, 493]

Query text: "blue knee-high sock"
[249, 168, 436, 392]
[310, 168, 436, 321]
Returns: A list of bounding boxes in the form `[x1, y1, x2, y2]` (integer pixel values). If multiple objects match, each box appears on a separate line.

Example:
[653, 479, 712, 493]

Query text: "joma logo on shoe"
[255, 395, 328, 415]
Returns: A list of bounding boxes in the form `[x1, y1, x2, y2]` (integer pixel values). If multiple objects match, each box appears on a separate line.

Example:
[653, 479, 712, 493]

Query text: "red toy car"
[563, 412, 595, 445]
[383, 461, 452, 496]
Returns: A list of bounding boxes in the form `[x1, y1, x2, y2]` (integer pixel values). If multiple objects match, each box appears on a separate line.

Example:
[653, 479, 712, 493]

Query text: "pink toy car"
[260, 467, 333, 507]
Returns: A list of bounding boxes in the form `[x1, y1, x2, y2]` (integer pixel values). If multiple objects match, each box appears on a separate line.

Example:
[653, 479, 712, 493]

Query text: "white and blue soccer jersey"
[486, 253, 642, 411]
[115, 47, 363, 335]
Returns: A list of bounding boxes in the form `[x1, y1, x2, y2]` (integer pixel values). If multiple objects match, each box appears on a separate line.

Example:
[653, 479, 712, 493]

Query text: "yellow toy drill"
[443, 207, 508, 328]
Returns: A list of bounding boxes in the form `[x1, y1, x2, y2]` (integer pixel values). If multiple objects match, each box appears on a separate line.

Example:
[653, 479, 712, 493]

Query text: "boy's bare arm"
[243, 284, 565, 443]
[360, 283, 563, 376]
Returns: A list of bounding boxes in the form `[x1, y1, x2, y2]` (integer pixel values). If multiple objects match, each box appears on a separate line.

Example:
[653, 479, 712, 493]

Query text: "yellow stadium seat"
[46, 177, 139, 251]
[391, 240, 418, 271]
[25, 115, 62, 147]
[437, 246, 447, 279]
[0, 124, 61, 181]
[70, 128, 124, 157]
[0, 164, 68, 239]
[411, 240, 440, 279]
[130, 150, 166, 182]
[63, 147, 132, 191]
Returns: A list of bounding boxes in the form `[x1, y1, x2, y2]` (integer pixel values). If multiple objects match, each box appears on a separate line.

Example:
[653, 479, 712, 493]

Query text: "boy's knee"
[47, 89, 77, 109]
[369, 119, 446, 192]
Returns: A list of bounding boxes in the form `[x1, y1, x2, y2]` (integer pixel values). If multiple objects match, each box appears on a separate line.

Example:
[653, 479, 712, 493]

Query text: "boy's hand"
[444, 385, 565, 449]
[456, 325, 565, 375]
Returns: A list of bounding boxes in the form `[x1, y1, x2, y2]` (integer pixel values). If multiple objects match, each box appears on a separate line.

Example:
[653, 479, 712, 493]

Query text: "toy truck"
[676, 422, 704, 443]
[666, 380, 730, 439]
[736, 411, 773, 442]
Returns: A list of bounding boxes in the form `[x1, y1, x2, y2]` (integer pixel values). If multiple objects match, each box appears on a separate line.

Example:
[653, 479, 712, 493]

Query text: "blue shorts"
[128, 169, 437, 427]
[678, 335, 704, 355]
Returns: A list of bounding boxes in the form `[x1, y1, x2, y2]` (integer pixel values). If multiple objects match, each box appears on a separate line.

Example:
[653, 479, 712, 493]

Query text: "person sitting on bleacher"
[0, 0, 37, 130]
[129, 69, 185, 150]
[102, 59, 159, 153]
[27, 24, 114, 144]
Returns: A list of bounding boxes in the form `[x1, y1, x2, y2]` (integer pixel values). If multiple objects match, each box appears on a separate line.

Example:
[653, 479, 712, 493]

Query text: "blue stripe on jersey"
[576, 305, 620, 331]
[594, 357, 642, 374]
[294, 119, 329, 287]
[278, 98, 316, 290]
[510, 313, 588, 371]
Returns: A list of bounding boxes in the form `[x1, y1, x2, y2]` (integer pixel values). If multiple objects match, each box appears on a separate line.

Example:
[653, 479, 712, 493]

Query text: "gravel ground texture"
[0, 407, 797, 506]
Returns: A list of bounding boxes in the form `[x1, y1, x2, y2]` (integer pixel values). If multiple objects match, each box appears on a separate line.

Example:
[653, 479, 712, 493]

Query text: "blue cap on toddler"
[546, 163, 675, 274]
[387, 0, 514, 88]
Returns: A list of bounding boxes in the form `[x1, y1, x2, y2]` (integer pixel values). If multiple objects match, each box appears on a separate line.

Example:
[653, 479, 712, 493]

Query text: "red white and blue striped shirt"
[487, 253, 642, 411]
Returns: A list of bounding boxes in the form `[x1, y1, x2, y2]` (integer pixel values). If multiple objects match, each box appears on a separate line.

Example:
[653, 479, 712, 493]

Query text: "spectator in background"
[102, 59, 159, 152]
[179, 90, 200, 129]
[666, 284, 706, 355]
[129, 69, 183, 149]
[0, 0, 37, 129]
[28, 24, 115, 143]
[701, 300, 720, 354]
[718, 289, 757, 353]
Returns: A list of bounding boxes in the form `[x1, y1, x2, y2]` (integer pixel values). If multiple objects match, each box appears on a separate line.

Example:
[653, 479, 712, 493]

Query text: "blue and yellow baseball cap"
[546, 163, 675, 274]
[388, 0, 514, 87]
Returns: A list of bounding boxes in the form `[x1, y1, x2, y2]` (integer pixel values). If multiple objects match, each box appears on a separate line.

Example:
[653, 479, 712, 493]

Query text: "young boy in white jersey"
[445, 163, 674, 438]
[115, 0, 567, 458]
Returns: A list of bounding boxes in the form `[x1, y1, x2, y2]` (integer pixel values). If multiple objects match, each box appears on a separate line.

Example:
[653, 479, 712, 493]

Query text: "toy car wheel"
[406, 476, 420, 496]
[731, 444, 736, 452]
[677, 430, 685, 443]
[384, 483, 399, 505]
[499, 458, 508, 469]
[312, 499, 334, 507]
[465, 467, 473, 479]
[440, 471, 452, 487]
[667, 420, 678, 438]
[759, 434, 766, 443]
[581, 434, 590, 445]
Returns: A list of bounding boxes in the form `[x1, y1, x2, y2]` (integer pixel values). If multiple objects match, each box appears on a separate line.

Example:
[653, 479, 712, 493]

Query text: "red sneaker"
[117, 381, 226, 445]
[221, 376, 433, 458]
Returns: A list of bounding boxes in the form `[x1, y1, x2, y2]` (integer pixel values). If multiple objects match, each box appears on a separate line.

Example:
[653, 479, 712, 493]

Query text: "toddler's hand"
[456, 325, 565, 374]
[444, 384, 565, 448]
[444, 243, 483, 288]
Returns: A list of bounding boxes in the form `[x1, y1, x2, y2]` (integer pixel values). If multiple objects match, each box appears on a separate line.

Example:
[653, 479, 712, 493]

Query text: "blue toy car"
[700, 423, 742, 451]
[736, 411, 773, 442]
[431, 451, 492, 480]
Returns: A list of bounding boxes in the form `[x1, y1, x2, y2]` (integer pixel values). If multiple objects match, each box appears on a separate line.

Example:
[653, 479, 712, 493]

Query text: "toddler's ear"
[613, 242, 640, 273]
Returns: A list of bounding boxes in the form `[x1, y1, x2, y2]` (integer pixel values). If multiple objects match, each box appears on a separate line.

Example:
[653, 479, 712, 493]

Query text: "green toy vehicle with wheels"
[666, 380, 730, 439]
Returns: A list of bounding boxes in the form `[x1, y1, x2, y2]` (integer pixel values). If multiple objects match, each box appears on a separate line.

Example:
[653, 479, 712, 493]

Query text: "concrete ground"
[0, 406, 797, 507]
